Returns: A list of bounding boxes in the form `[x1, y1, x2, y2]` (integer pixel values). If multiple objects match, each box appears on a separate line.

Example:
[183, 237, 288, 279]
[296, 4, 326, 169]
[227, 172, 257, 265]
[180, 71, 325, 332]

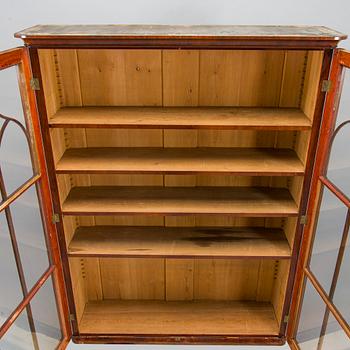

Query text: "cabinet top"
[15, 24, 347, 49]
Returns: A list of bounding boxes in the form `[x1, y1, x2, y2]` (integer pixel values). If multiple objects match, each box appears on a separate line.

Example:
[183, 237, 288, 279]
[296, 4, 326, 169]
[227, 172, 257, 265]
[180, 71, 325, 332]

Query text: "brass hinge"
[300, 215, 308, 225]
[284, 315, 290, 323]
[69, 314, 75, 322]
[52, 213, 60, 224]
[321, 80, 332, 92]
[30, 77, 40, 90]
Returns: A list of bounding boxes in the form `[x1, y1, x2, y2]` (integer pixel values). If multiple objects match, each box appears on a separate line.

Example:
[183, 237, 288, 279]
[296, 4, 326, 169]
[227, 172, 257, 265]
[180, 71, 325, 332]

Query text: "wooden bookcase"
[38, 47, 318, 338]
[3, 25, 347, 347]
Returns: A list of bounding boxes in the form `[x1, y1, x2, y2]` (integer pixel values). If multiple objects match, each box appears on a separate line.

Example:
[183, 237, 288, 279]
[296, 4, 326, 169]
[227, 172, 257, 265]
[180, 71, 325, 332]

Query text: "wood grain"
[68, 226, 291, 258]
[49, 106, 311, 130]
[56, 147, 304, 175]
[79, 300, 279, 335]
[62, 186, 299, 216]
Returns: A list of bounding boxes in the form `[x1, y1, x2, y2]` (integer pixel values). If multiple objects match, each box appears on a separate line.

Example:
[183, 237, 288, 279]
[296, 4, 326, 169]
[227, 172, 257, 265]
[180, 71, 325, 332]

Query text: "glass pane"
[0, 121, 34, 196]
[333, 225, 350, 325]
[327, 123, 350, 198]
[336, 70, 350, 127]
[0, 308, 35, 350]
[296, 279, 327, 349]
[0, 212, 24, 327]
[10, 186, 50, 290]
[0, 66, 26, 125]
[322, 313, 350, 350]
[30, 277, 62, 349]
[309, 187, 348, 293]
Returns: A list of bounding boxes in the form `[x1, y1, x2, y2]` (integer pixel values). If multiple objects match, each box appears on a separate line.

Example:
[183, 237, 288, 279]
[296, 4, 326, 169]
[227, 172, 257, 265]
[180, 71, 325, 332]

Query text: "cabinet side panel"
[271, 260, 290, 325]
[279, 51, 308, 108]
[38, 49, 60, 118]
[301, 51, 324, 120]
[69, 258, 87, 324]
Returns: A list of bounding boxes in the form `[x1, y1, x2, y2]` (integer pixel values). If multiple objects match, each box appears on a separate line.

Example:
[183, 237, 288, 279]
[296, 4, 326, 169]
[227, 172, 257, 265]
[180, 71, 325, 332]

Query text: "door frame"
[288, 48, 350, 348]
[0, 47, 71, 349]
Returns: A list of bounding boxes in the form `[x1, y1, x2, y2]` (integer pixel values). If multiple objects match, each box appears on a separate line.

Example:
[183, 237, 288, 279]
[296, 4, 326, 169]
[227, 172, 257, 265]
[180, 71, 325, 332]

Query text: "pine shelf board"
[79, 300, 279, 335]
[49, 106, 311, 130]
[68, 225, 291, 258]
[62, 186, 299, 216]
[56, 147, 304, 175]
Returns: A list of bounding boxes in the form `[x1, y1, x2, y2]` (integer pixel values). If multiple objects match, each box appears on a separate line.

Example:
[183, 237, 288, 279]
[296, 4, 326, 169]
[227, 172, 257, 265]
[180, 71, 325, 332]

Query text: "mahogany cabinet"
[1, 25, 350, 349]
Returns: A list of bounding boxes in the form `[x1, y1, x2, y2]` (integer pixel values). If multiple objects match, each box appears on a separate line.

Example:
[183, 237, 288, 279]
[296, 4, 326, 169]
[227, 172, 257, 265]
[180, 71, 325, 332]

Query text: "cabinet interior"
[38, 48, 323, 336]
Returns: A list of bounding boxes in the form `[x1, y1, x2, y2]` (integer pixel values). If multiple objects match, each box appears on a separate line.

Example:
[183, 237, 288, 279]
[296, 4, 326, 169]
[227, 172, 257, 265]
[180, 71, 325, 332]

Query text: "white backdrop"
[1, 1, 350, 349]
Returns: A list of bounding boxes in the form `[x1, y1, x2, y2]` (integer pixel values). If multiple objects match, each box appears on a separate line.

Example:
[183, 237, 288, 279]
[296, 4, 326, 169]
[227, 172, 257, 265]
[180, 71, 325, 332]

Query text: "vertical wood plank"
[279, 51, 307, 108]
[194, 259, 260, 301]
[55, 49, 83, 106]
[78, 49, 162, 106]
[199, 50, 285, 106]
[256, 260, 276, 302]
[83, 258, 103, 301]
[301, 51, 324, 120]
[100, 258, 165, 300]
[163, 50, 199, 106]
[165, 259, 194, 301]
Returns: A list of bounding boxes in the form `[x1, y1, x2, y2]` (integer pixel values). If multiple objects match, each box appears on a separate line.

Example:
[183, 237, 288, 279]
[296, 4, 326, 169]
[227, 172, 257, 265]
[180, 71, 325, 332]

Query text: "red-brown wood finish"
[287, 49, 349, 346]
[0, 47, 71, 348]
[15, 24, 346, 49]
[73, 334, 285, 345]
[21, 47, 72, 344]
[279, 48, 334, 337]
[12, 25, 347, 346]
[28, 46, 79, 337]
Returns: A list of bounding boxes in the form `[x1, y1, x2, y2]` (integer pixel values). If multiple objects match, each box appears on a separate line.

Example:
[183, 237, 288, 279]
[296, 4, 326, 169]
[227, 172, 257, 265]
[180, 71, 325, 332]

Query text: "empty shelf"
[49, 106, 311, 130]
[62, 186, 299, 216]
[68, 225, 291, 258]
[56, 147, 304, 175]
[79, 300, 279, 335]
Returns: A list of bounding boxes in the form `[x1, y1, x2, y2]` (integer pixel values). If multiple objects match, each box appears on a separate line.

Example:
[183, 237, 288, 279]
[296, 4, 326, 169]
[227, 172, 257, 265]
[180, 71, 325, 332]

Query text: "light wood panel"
[68, 258, 86, 324]
[199, 50, 285, 106]
[99, 258, 164, 300]
[271, 260, 290, 324]
[163, 50, 199, 106]
[279, 51, 307, 107]
[165, 259, 194, 301]
[38, 49, 60, 118]
[62, 186, 298, 216]
[77, 50, 162, 106]
[79, 300, 279, 335]
[301, 51, 324, 120]
[68, 226, 291, 258]
[56, 147, 305, 175]
[49, 106, 311, 130]
[194, 259, 260, 300]
[55, 49, 83, 106]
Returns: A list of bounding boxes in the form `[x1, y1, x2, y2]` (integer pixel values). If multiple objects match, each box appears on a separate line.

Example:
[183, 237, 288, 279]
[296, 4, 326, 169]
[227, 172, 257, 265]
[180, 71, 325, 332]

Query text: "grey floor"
[67, 342, 291, 349]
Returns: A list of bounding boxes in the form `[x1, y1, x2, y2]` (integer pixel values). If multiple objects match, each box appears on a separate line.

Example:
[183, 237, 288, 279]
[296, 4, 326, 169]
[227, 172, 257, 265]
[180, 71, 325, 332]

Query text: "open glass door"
[0, 48, 70, 349]
[288, 49, 350, 349]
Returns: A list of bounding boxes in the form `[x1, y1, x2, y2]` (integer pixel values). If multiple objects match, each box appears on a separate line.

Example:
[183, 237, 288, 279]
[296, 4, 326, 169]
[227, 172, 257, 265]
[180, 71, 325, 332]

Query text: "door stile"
[27, 46, 79, 336]
[21, 46, 72, 343]
[279, 48, 334, 336]
[288, 49, 350, 349]
[0, 46, 71, 348]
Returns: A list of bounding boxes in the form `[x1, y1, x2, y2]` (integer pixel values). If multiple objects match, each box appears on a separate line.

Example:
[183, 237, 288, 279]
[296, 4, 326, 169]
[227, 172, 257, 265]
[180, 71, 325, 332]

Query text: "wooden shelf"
[62, 186, 298, 216]
[79, 300, 279, 335]
[49, 106, 311, 130]
[56, 147, 304, 175]
[68, 225, 291, 258]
